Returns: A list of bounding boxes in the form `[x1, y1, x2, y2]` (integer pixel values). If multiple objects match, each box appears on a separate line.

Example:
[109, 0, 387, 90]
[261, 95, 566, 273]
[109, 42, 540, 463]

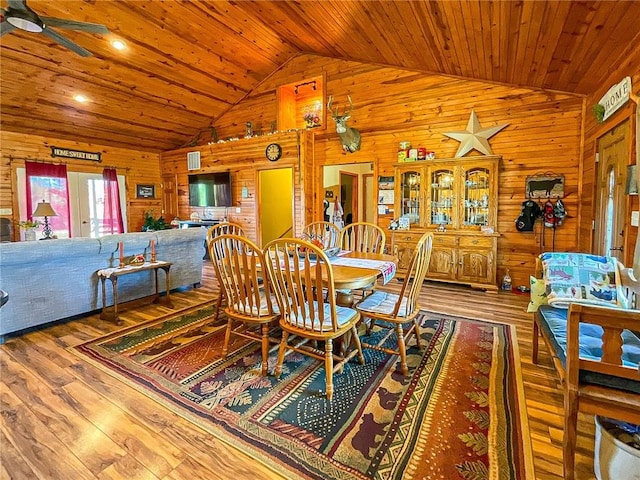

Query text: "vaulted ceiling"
[1, 0, 639, 152]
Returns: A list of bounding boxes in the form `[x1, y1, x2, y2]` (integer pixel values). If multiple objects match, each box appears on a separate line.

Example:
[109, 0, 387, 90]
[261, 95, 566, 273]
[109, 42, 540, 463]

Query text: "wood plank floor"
[0, 262, 600, 479]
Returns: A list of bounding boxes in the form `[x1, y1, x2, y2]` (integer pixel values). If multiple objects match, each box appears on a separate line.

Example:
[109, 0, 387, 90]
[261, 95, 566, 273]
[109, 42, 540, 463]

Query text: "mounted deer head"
[327, 95, 361, 153]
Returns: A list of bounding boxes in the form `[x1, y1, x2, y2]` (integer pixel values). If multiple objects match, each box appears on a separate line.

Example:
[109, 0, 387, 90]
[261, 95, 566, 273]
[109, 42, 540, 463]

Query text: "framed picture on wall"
[136, 184, 155, 199]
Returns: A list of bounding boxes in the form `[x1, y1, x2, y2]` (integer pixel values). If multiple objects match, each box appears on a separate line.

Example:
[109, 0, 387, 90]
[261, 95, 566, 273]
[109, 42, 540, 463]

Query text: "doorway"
[323, 163, 373, 227]
[259, 167, 293, 246]
[595, 119, 630, 262]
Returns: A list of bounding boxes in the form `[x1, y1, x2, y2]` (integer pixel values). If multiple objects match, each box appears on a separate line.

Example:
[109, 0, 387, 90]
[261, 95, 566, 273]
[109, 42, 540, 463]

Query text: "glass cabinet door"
[399, 170, 421, 225]
[462, 166, 490, 227]
[429, 168, 455, 228]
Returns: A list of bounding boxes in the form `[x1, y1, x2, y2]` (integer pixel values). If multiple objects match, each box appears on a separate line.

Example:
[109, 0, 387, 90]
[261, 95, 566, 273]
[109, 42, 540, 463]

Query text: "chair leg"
[351, 324, 365, 364]
[215, 291, 225, 321]
[222, 318, 233, 357]
[325, 338, 334, 400]
[412, 317, 422, 350]
[365, 317, 376, 335]
[396, 323, 409, 376]
[532, 319, 540, 364]
[324, 338, 333, 401]
[274, 331, 289, 379]
[260, 323, 269, 376]
[563, 388, 579, 480]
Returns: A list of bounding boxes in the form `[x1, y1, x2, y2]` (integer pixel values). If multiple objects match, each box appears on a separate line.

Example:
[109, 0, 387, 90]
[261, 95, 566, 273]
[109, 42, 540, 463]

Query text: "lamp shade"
[33, 201, 57, 217]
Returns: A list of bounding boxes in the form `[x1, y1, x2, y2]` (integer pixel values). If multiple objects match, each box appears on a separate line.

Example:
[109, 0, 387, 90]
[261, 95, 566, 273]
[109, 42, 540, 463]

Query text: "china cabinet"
[391, 156, 500, 290]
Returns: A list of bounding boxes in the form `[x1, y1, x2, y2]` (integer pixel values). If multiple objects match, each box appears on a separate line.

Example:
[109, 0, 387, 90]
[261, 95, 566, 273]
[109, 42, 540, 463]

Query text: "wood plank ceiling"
[1, 0, 639, 152]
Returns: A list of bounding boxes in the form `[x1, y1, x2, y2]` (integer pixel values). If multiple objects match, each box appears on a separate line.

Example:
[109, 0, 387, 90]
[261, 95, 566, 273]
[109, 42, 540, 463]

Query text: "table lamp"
[32, 200, 57, 240]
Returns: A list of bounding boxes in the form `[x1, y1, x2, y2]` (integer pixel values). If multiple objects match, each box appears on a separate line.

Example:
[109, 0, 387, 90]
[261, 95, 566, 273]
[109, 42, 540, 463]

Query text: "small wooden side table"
[97, 261, 173, 324]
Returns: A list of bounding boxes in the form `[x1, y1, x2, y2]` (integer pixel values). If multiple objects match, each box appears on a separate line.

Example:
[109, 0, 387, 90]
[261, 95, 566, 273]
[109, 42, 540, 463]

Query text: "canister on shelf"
[417, 147, 426, 160]
[397, 149, 408, 162]
[408, 148, 418, 160]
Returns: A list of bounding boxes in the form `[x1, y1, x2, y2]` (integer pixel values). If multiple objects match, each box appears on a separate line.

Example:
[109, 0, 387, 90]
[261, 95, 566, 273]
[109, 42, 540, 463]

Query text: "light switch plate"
[235, 207, 241, 214]
[631, 211, 639, 227]
[0, 208, 12, 215]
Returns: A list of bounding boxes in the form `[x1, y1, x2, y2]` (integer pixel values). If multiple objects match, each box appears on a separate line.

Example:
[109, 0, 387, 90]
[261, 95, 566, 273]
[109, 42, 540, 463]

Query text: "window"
[17, 169, 127, 239]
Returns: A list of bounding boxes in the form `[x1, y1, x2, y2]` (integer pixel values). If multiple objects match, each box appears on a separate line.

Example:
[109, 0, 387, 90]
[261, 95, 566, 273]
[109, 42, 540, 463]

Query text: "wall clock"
[265, 143, 282, 162]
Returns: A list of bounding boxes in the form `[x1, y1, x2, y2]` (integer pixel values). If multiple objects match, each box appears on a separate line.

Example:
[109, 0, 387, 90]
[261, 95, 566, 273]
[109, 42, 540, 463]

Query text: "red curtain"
[102, 168, 124, 234]
[25, 162, 71, 238]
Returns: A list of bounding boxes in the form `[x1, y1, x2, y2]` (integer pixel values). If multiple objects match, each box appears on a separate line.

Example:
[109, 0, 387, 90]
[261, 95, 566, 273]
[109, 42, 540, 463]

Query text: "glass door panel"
[400, 170, 421, 225]
[429, 168, 454, 227]
[463, 167, 490, 227]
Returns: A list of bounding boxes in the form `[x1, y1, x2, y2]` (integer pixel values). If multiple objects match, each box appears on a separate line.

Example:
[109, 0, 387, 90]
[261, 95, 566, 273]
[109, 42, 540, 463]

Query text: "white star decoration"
[443, 110, 509, 157]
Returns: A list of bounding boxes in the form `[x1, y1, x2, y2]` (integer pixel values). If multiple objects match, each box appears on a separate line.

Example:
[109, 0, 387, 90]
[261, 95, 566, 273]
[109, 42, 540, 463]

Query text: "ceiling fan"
[0, 0, 109, 57]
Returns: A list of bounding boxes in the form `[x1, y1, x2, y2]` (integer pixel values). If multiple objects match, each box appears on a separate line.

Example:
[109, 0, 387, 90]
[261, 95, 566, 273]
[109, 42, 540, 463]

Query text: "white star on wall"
[443, 110, 509, 157]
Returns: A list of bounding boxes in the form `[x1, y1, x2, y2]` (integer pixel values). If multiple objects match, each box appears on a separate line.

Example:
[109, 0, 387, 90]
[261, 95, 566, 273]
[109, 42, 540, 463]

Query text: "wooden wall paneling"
[159, 131, 309, 246]
[161, 55, 587, 288]
[0, 131, 161, 237]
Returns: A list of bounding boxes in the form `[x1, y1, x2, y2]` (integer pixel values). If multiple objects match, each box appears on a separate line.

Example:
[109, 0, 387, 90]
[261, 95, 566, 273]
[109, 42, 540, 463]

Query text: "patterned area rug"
[72, 305, 533, 480]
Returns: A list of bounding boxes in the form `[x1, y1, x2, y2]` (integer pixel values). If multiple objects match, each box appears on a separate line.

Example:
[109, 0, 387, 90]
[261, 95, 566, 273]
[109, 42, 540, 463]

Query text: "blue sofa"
[531, 254, 640, 479]
[0, 228, 207, 338]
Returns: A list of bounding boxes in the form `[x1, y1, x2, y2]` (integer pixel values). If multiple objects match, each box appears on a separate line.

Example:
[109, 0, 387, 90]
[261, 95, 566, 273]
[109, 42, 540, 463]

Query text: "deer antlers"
[327, 95, 354, 119]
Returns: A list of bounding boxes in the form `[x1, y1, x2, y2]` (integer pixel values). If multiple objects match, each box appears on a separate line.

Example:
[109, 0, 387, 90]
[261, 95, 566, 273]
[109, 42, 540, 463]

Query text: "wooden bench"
[532, 259, 640, 480]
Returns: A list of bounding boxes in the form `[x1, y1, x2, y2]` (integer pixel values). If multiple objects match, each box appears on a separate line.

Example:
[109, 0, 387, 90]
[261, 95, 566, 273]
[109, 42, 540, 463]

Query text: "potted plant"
[142, 210, 167, 231]
[18, 219, 41, 241]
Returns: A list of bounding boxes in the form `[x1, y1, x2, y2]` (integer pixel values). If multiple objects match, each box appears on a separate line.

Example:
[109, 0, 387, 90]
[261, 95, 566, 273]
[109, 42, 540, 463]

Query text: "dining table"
[308, 250, 398, 307]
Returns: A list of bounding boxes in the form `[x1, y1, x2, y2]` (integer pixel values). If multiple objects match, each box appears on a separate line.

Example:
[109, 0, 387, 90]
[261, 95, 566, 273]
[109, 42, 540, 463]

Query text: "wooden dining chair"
[354, 232, 433, 375]
[338, 222, 387, 299]
[209, 234, 280, 376]
[302, 221, 341, 249]
[207, 221, 246, 320]
[206, 221, 245, 246]
[339, 222, 386, 254]
[263, 238, 365, 400]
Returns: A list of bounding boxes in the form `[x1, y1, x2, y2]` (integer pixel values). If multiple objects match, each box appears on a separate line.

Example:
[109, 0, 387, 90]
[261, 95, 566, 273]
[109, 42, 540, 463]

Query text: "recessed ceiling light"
[111, 40, 126, 50]
[74, 95, 88, 103]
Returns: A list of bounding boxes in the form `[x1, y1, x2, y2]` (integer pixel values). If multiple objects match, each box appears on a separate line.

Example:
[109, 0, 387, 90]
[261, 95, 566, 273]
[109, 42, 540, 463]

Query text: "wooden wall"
[0, 131, 161, 237]
[579, 44, 640, 267]
[165, 54, 585, 288]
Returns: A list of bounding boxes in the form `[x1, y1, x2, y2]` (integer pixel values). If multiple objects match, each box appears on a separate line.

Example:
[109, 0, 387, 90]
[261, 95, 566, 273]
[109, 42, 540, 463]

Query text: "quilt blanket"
[539, 252, 627, 309]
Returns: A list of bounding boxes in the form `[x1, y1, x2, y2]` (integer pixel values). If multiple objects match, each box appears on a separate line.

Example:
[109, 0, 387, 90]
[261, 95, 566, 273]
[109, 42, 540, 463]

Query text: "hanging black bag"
[515, 199, 541, 232]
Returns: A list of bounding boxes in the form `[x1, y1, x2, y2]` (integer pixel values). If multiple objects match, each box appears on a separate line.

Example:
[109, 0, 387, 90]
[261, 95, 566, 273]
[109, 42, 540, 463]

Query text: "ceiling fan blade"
[40, 17, 109, 34]
[6, 0, 27, 10]
[41, 27, 92, 57]
[0, 20, 17, 36]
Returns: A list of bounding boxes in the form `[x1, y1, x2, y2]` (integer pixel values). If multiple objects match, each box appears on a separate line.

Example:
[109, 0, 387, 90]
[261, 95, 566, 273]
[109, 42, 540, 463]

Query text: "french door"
[595, 120, 629, 262]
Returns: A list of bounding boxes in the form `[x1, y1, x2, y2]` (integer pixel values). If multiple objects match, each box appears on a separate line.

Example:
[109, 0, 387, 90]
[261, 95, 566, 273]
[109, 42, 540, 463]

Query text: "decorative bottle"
[501, 270, 512, 291]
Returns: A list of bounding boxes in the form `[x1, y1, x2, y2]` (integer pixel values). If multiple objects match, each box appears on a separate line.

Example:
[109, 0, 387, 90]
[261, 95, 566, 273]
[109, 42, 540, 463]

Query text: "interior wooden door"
[161, 173, 178, 221]
[595, 120, 629, 262]
[340, 171, 357, 224]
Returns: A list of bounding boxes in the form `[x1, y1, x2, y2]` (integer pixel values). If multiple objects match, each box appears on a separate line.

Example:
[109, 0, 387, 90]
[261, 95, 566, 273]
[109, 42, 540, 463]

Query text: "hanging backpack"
[515, 200, 541, 232]
[554, 198, 567, 226]
[543, 200, 556, 228]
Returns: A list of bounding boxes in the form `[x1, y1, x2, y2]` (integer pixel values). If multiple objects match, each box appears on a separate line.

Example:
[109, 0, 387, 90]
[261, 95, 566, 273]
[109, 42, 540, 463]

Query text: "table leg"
[100, 276, 123, 325]
[163, 266, 173, 308]
[100, 277, 107, 320]
[111, 277, 122, 325]
[153, 268, 160, 303]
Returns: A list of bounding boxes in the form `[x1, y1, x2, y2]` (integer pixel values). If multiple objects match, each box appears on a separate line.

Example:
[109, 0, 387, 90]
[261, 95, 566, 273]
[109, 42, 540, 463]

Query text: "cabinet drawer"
[432, 235, 457, 247]
[392, 232, 423, 243]
[458, 236, 494, 249]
